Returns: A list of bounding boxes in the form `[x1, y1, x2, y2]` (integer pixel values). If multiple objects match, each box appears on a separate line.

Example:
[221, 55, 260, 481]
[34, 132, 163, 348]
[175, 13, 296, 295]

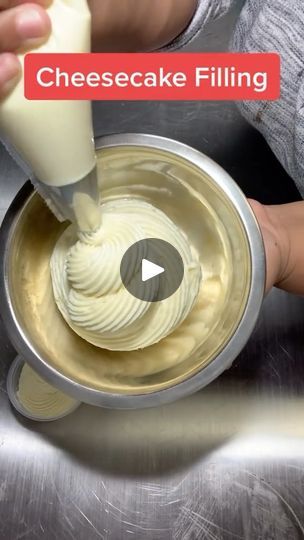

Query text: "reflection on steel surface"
[1, 2, 304, 535]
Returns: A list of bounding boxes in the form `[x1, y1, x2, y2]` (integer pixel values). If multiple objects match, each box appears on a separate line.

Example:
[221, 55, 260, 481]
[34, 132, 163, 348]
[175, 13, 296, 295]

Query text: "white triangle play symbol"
[142, 259, 165, 282]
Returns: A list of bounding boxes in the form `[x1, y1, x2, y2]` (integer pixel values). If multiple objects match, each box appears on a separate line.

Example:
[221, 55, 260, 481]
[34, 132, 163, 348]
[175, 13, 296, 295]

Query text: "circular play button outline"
[120, 238, 184, 302]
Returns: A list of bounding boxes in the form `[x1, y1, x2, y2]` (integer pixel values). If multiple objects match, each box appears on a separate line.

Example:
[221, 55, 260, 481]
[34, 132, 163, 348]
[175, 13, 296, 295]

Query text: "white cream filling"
[50, 199, 202, 351]
[17, 363, 78, 418]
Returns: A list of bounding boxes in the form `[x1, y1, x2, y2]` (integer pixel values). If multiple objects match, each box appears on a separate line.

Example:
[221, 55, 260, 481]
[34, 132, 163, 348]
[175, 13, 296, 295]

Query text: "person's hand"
[0, 0, 196, 98]
[248, 199, 290, 294]
[0, 0, 51, 99]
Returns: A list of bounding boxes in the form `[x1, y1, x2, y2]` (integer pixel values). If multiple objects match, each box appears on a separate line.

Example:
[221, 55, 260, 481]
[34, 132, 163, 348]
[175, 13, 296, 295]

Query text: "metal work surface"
[1, 3, 304, 539]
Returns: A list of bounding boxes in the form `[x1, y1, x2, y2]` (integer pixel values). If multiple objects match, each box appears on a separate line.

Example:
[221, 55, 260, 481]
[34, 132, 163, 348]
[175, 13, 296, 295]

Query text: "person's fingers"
[0, 52, 21, 99]
[0, 3, 50, 51]
[248, 199, 283, 294]
[0, 0, 51, 9]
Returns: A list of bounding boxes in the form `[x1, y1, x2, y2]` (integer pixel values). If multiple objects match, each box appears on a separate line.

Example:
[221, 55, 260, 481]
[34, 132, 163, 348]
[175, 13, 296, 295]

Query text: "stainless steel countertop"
[1, 4, 304, 539]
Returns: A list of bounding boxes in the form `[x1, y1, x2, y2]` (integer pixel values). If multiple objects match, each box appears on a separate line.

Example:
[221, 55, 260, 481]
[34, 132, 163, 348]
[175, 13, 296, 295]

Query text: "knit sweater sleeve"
[160, 0, 304, 197]
[232, 0, 304, 197]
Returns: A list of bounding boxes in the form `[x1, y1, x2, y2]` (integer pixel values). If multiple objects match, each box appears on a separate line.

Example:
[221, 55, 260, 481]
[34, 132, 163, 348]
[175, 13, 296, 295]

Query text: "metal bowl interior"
[0, 135, 264, 408]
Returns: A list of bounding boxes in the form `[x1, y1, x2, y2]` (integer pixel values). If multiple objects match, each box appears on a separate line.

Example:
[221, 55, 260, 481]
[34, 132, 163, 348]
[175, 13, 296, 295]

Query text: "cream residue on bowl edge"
[17, 363, 78, 419]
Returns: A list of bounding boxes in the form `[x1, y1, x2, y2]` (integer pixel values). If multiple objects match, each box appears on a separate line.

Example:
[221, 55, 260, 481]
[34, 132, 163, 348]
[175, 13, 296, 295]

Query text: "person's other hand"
[0, 0, 51, 99]
[248, 199, 289, 294]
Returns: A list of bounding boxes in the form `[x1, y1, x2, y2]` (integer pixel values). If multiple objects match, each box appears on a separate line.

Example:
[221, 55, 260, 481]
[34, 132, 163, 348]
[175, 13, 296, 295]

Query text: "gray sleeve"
[231, 0, 304, 198]
[159, 0, 304, 197]
[159, 0, 234, 51]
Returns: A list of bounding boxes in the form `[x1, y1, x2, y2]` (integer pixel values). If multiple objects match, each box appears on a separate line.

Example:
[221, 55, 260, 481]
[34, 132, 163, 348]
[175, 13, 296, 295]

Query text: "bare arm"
[88, 0, 198, 52]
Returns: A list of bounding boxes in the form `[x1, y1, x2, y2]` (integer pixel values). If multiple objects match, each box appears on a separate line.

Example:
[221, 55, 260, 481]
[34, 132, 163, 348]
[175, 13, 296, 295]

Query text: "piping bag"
[0, 0, 100, 230]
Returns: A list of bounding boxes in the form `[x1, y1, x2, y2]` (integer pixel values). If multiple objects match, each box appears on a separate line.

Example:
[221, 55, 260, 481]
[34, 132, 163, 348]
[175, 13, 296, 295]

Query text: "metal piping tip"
[33, 165, 101, 231]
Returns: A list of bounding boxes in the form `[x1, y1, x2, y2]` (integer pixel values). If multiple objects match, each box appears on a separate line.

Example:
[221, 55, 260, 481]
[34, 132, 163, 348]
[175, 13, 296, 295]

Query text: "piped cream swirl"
[51, 199, 201, 350]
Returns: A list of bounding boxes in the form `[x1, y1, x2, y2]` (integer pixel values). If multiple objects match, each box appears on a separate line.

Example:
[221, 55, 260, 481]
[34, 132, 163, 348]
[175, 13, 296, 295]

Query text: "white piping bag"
[0, 0, 99, 226]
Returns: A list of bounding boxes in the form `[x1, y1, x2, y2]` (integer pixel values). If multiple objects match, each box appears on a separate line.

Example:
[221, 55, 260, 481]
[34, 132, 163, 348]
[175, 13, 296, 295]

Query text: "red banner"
[24, 53, 280, 101]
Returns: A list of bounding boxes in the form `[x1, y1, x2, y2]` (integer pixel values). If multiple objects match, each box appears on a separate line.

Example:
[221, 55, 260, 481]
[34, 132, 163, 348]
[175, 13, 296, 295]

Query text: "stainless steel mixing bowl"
[0, 134, 265, 408]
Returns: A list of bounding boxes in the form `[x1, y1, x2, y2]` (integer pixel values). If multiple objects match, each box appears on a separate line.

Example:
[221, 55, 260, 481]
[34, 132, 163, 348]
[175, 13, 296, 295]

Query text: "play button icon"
[120, 238, 184, 302]
[142, 259, 164, 282]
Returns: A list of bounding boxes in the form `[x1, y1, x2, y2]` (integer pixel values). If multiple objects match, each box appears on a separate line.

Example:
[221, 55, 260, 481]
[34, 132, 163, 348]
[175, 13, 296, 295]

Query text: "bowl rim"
[0, 133, 266, 409]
